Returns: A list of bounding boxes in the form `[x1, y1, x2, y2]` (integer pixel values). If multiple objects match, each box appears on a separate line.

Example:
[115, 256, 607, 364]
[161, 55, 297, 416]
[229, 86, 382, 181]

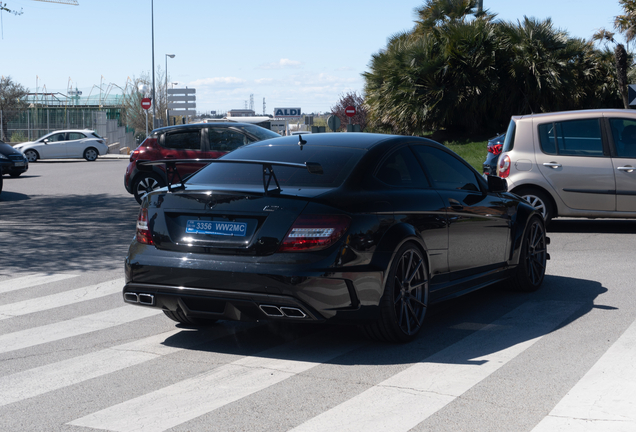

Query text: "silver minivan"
[497, 109, 636, 223]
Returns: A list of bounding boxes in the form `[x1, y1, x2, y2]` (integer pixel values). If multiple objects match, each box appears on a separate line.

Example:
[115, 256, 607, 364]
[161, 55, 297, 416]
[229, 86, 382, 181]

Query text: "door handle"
[543, 162, 562, 169]
[617, 165, 635, 172]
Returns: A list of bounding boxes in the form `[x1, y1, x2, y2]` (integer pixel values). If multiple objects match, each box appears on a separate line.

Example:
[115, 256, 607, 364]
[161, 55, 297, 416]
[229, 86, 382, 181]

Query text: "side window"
[412, 145, 481, 192]
[208, 128, 249, 152]
[47, 133, 66, 142]
[163, 130, 201, 150]
[608, 118, 636, 158]
[374, 147, 429, 187]
[68, 132, 86, 140]
[538, 119, 603, 156]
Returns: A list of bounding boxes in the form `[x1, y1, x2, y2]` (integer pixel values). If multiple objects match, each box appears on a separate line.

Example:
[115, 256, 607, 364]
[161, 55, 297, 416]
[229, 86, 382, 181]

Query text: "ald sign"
[274, 108, 302, 118]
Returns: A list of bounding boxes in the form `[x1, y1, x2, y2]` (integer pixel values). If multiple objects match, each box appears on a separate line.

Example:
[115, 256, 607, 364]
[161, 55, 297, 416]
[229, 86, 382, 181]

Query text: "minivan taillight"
[498, 155, 511, 179]
[279, 215, 350, 252]
[136, 208, 153, 245]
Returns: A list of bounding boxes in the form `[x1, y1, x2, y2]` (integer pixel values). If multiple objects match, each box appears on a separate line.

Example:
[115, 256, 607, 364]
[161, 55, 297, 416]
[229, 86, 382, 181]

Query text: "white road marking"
[0, 325, 244, 407]
[0, 306, 161, 354]
[0, 273, 79, 294]
[289, 301, 580, 432]
[69, 334, 364, 432]
[0, 278, 124, 320]
[531, 318, 636, 432]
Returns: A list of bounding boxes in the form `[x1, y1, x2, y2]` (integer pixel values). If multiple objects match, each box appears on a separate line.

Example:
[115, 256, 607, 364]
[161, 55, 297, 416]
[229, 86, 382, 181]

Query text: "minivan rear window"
[502, 120, 516, 153]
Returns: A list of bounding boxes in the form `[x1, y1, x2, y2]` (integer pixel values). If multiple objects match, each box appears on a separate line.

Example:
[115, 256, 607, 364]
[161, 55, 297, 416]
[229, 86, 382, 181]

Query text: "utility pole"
[477, 0, 483, 13]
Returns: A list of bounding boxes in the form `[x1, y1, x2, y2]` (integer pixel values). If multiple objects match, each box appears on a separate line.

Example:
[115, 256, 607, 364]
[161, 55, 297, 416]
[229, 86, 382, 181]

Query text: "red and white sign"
[345, 106, 356, 117]
[141, 98, 152, 110]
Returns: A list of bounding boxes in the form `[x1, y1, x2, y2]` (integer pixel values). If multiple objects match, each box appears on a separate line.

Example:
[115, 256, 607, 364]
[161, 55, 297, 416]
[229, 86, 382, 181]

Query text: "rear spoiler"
[137, 158, 323, 196]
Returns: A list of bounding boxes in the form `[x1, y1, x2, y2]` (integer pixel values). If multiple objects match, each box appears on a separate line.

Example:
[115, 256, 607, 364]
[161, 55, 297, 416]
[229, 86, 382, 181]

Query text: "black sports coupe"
[124, 133, 548, 342]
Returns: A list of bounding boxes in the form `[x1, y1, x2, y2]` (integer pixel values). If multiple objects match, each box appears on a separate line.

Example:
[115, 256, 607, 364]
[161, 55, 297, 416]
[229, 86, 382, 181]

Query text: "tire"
[9, 172, 21, 178]
[510, 216, 548, 292]
[133, 173, 165, 204]
[163, 309, 218, 326]
[84, 147, 99, 161]
[363, 242, 429, 343]
[24, 150, 38, 163]
[515, 188, 554, 225]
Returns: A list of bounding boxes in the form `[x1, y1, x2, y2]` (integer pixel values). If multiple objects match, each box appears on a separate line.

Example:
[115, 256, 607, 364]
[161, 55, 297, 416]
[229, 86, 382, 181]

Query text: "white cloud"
[258, 58, 302, 70]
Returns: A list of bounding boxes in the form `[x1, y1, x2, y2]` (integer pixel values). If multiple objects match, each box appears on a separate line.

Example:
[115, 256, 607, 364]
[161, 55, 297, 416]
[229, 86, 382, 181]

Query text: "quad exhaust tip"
[259, 304, 307, 319]
[124, 292, 155, 306]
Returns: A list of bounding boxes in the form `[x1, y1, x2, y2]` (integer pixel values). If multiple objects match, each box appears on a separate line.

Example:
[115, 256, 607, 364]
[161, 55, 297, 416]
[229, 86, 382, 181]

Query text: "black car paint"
[0, 141, 29, 177]
[124, 133, 538, 327]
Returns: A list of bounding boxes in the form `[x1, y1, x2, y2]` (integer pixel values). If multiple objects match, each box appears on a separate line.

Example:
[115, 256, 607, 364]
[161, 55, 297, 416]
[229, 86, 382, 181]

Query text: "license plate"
[14, 162, 24, 167]
[186, 220, 247, 236]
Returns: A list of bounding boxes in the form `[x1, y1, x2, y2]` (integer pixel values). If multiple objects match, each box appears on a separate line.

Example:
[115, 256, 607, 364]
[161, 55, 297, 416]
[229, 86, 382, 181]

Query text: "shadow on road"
[549, 218, 636, 234]
[0, 193, 139, 275]
[159, 274, 607, 367]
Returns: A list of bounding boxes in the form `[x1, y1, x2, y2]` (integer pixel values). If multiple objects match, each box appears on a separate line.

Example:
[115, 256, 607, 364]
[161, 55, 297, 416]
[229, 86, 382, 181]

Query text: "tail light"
[136, 208, 154, 245]
[498, 155, 511, 179]
[488, 144, 503, 155]
[129, 149, 140, 162]
[279, 215, 350, 252]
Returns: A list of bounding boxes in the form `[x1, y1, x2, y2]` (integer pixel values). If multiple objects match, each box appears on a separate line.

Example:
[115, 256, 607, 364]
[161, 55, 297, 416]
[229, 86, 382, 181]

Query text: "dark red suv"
[124, 122, 280, 203]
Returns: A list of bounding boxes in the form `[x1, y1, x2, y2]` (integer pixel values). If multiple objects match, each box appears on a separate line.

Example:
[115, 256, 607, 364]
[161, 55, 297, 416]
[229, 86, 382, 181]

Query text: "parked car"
[0, 140, 28, 177]
[123, 133, 548, 343]
[497, 108, 636, 224]
[124, 122, 281, 203]
[13, 129, 108, 162]
[482, 133, 505, 176]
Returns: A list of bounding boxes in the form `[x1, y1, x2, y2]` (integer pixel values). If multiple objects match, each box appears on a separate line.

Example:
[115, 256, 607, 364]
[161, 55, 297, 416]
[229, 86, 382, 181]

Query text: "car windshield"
[231, 124, 280, 141]
[502, 121, 516, 152]
[90, 132, 103, 139]
[188, 143, 364, 188]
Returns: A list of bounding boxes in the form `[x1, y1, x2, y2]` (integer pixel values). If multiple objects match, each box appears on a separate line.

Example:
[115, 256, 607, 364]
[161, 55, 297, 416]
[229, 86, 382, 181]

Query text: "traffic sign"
[345, 106, 356, 117]
[141, 98, 151, 110]
[327, 115, 341, 132]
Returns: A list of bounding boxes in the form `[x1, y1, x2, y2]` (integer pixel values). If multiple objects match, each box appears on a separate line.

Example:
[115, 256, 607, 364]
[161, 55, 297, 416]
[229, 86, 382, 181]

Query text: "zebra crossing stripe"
[0, 273, 79, 294]
[0, 306, 161, 354]
[0, 278, 124, 320]
[289, 301, 580, 432]
[69, 333, 364, 432]
[0, 324, 246, 407]
[531, 318, 636, 432]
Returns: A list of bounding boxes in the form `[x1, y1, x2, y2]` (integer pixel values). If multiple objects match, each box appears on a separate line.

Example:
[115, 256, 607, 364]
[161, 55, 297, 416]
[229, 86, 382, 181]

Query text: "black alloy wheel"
[133, 173, 165, 204]
[364, 243, 429, 343]
[510, 216, 548, 292]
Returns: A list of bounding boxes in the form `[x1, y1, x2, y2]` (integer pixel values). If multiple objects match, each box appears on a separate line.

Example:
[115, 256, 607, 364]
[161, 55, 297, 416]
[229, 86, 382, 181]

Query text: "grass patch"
[442, 140, 487, 172]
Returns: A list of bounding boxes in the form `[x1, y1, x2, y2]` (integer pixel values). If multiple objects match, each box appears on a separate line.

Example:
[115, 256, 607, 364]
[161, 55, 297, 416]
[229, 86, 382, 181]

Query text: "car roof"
[150, 122, 264, 134]
[511, 108, 636, 122]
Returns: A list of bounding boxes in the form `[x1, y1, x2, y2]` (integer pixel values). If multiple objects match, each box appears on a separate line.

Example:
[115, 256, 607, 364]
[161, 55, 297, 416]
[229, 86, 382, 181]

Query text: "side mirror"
[43, 139, 49, 144]
[487, 175, 507, 193]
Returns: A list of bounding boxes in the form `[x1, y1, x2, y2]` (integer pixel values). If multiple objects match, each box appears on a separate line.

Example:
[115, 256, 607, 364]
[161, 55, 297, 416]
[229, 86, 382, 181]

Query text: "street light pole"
[165, 54, 175, 126]
[151, 0, 156, 128]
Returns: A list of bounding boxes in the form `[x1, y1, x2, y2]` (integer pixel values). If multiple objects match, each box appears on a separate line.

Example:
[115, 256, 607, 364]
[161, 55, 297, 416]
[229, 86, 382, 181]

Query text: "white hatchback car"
[497, 109, 636, 223]
[14, 129, 108, 162]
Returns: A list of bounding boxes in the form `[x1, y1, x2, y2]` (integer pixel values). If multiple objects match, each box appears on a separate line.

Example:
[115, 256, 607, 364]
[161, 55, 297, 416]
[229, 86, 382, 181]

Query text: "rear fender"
[370, 223, 430, 287]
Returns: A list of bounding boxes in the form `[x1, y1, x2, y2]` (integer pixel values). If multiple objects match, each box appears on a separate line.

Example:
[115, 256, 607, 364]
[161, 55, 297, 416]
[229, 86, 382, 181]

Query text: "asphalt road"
[0, 158, 635, 432]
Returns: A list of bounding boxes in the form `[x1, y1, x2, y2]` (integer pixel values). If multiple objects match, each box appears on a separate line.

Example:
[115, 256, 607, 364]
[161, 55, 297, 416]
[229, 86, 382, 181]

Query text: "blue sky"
[0, 0, 625, 115]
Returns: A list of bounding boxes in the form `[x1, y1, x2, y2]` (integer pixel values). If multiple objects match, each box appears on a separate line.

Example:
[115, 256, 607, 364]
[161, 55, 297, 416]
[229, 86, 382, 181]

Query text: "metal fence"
[1, 108, 135, 152]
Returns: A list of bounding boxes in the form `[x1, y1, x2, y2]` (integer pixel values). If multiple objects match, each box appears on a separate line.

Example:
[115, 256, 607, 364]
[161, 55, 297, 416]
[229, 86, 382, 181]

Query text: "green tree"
[0, 76, 29, 141]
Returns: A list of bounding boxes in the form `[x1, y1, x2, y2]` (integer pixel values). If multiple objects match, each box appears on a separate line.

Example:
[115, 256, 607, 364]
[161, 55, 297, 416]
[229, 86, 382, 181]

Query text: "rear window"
[231, 124, 280, 141]
[501, 120, 516, 152]
[188, 144, 364, 188]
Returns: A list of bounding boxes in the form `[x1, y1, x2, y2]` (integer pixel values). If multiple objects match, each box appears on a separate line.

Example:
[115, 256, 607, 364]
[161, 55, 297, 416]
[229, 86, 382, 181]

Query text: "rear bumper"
[124, 243, 386, 324]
